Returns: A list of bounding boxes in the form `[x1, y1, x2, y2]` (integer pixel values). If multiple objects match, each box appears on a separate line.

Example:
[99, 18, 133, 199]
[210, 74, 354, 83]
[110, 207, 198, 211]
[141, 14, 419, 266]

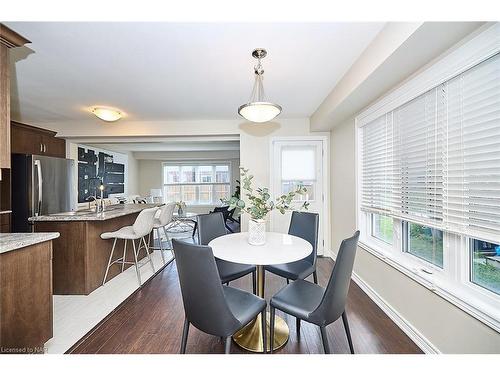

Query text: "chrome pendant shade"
[238, 48, 282, 123]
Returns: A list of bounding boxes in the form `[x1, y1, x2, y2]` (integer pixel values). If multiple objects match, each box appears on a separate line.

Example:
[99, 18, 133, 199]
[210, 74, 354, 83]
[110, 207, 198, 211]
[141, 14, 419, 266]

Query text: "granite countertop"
[28, 204, 160, 222]
[0, 232, 60, 254]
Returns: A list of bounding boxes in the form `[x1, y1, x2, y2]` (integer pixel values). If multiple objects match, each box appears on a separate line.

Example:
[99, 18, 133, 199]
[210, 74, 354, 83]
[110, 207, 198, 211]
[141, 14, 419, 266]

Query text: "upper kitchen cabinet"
[0, 24, 30, 169]
[11, 121, 66, 158]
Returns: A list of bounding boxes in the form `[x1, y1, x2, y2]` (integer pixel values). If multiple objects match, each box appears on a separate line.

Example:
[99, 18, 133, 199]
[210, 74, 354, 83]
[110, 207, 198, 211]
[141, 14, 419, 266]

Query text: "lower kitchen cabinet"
[0, 239, 53, 353]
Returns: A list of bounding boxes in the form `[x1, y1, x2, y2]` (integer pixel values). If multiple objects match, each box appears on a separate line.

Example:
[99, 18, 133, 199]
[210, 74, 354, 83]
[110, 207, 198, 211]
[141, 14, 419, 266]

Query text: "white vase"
[248, 219, 266, 246]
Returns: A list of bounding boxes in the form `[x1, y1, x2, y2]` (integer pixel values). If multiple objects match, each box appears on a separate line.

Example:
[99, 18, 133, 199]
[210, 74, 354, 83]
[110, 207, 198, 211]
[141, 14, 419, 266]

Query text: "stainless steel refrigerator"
[11, 154, 76, 232]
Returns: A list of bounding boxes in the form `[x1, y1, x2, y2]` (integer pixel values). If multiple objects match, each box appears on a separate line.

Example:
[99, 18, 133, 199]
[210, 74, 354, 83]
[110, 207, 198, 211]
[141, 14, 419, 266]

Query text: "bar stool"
[101, 207, 159, 286]
[149, 202, 176, 265]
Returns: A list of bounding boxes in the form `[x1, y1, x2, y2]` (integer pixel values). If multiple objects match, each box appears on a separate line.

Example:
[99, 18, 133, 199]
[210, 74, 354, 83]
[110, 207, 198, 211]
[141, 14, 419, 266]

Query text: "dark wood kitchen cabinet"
[0, 212, 10, 232]
[0, 238, 54, 352]
[11, 121, 66, 158]
[0, 24, 30, 169]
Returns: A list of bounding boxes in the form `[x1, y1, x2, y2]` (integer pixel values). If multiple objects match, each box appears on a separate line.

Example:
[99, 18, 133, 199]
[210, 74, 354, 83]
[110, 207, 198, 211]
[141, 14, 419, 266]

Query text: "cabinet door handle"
[40, 143, 43, 152]
[43, 144, 47, 153]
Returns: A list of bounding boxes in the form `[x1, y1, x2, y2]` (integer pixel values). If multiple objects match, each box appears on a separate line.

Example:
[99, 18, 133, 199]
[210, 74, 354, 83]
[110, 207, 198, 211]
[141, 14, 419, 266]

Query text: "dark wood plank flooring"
[69, 257, 422, 354]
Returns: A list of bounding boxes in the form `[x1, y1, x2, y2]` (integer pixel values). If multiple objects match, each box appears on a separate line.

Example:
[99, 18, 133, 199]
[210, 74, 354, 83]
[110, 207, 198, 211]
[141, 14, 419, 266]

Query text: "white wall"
[239, 119, 330, 240]
[64, 118, 330, 235]
[137, 150, 240, 215]
[126, 151, 139, 195]
[330, 118, 500, 353]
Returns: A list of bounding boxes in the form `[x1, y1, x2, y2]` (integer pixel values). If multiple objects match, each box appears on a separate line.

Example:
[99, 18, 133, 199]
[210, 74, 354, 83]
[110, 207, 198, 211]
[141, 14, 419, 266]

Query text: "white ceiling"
[6, 22, 384, 128]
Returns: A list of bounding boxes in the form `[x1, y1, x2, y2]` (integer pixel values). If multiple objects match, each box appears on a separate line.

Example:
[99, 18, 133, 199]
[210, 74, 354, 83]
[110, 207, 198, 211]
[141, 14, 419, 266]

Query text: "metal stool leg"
[142, 236, 155, 273]
[131, 239, 142, 285]
[156, 227, 166, 265]
[147, 231, 152, 252]
[162, 226, 172, 250]
[164, 226, 174, 260]
[102, 238, 117, 285]
[121, 239, 128, 272]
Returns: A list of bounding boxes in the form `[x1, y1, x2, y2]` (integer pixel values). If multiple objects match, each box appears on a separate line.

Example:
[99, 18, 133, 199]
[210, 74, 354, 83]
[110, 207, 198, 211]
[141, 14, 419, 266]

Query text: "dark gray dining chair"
[198, 212, 256, 294]
[269, 231, 360, 354]
[265, 211, 319, 284]
[172, 239, 267, 354]
[209, 206, 234, 232]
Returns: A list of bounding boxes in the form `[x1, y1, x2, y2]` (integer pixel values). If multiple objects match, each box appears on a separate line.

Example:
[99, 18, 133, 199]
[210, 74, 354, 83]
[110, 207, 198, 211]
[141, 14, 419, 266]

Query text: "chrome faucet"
[86, 179, 106, 213]
[86, 195, 97, 211]
[86, 194, 105, 213]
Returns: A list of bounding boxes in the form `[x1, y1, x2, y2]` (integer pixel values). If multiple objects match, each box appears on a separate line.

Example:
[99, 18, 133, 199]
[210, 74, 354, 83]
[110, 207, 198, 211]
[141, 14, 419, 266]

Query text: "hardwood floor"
[69, 256, 422, 354]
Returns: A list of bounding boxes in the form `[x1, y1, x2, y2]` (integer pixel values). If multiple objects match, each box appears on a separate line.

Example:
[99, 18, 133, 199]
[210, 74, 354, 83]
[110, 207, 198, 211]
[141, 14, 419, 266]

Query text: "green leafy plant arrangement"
[225, 167, 309, 220]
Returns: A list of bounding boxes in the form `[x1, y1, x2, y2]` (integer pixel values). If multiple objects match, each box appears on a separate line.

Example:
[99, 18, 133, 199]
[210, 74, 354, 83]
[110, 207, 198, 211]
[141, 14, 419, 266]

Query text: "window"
[360, 53, 500, 237]
[281, 145, 316, 201]
[404, 222, 443, 268]
[163, 163, 231, 205]
[371, 214, 393, 244]
[470, 239, 500, 295]
[357, 24, 500, 330]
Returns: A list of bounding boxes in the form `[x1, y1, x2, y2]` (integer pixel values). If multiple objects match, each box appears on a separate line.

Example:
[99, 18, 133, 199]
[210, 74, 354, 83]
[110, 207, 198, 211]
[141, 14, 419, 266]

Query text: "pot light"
[238, 48, 282, 123]
[91, 107, 123, 122]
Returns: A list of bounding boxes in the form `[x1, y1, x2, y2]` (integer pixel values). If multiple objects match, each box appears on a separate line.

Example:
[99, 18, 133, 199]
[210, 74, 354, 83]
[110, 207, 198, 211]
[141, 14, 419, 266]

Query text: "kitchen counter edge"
[28, 204, 160, 222]
[0, 232, 60, 254]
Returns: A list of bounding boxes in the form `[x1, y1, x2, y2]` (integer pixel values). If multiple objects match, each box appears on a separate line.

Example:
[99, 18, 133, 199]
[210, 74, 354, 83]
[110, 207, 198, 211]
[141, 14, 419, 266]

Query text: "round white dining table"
[209, 231, 312, 353]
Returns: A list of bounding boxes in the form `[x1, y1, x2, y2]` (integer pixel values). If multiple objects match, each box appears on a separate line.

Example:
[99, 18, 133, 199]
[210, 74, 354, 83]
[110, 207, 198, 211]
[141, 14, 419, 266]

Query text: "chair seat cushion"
[101, 226, 140, 240]
[216, 259, 255, 284]
[270, 279, 324, 320]
[223, 286, 266, 327]
[265, 260, 315, 281]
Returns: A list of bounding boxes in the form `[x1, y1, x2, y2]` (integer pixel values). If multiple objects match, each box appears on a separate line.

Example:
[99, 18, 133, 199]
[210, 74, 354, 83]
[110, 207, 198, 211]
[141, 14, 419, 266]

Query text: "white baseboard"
[327, 252, 440, 353]
[350, 271, 440, 354]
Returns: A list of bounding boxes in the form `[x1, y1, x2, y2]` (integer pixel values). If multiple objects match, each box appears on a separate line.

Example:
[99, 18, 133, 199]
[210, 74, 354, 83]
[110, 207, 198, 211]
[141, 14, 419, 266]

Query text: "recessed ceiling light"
[91, 107, 123, 122]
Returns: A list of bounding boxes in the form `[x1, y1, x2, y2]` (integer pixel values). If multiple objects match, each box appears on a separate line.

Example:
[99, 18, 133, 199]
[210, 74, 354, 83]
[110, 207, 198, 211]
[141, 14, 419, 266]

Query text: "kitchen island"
[30, 204, 159, 295]
[0, 232, 59, 352]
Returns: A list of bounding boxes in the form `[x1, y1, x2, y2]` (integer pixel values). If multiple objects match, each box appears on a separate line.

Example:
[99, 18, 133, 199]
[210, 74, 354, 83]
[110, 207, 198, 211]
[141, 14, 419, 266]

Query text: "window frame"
[162, 161, 232, 206]
[358, 208, 500, 332]
[370, 213, 394, 246]
[402, 221, 445, 271]
[464, 238, 500, 299]
[354, 23, 500, 333]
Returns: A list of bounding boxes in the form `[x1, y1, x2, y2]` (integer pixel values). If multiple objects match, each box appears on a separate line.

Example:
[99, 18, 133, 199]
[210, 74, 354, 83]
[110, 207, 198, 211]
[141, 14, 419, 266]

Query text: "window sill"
[358, 239, 500, 334]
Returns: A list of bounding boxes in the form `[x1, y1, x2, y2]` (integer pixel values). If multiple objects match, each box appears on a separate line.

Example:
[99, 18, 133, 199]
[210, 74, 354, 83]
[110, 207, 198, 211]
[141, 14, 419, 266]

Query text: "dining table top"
[208, 231, 312, 266]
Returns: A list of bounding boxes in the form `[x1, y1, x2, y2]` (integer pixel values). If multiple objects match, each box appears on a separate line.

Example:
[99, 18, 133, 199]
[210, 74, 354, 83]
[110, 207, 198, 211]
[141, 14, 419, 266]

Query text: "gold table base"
[232, 265, 289, 353]
[233, 312, 289, 352]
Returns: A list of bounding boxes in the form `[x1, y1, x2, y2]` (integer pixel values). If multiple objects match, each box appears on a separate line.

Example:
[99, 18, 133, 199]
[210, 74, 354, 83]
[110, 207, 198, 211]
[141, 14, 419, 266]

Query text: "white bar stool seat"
[101, 206, 159, 286]
[101, 226, 139, 240]
[148, 202, 176, 265]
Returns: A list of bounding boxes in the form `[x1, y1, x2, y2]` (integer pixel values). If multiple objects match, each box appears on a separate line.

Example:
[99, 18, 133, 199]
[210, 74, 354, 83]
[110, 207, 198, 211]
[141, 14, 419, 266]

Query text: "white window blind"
[393, 87, 445, 227]
[445, 53, 500, 239]
[361, 52, 500, 241]
[281, 146, 316, 180]
[361, 113, 395, 214]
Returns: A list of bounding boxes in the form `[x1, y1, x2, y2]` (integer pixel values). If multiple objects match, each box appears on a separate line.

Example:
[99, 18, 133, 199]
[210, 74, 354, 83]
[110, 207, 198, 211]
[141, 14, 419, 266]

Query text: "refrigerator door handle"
[34, 160, 43, 216]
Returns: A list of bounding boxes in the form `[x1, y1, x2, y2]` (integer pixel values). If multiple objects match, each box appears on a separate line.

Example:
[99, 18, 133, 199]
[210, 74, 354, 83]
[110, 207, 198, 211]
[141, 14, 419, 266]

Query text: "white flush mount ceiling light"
[238, 48, 282, 123]
[91, 107, 123, 122]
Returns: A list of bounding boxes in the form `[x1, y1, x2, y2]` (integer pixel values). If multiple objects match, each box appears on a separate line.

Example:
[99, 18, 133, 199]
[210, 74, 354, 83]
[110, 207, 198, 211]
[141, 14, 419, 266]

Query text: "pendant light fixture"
[238, 48, 282, 123]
